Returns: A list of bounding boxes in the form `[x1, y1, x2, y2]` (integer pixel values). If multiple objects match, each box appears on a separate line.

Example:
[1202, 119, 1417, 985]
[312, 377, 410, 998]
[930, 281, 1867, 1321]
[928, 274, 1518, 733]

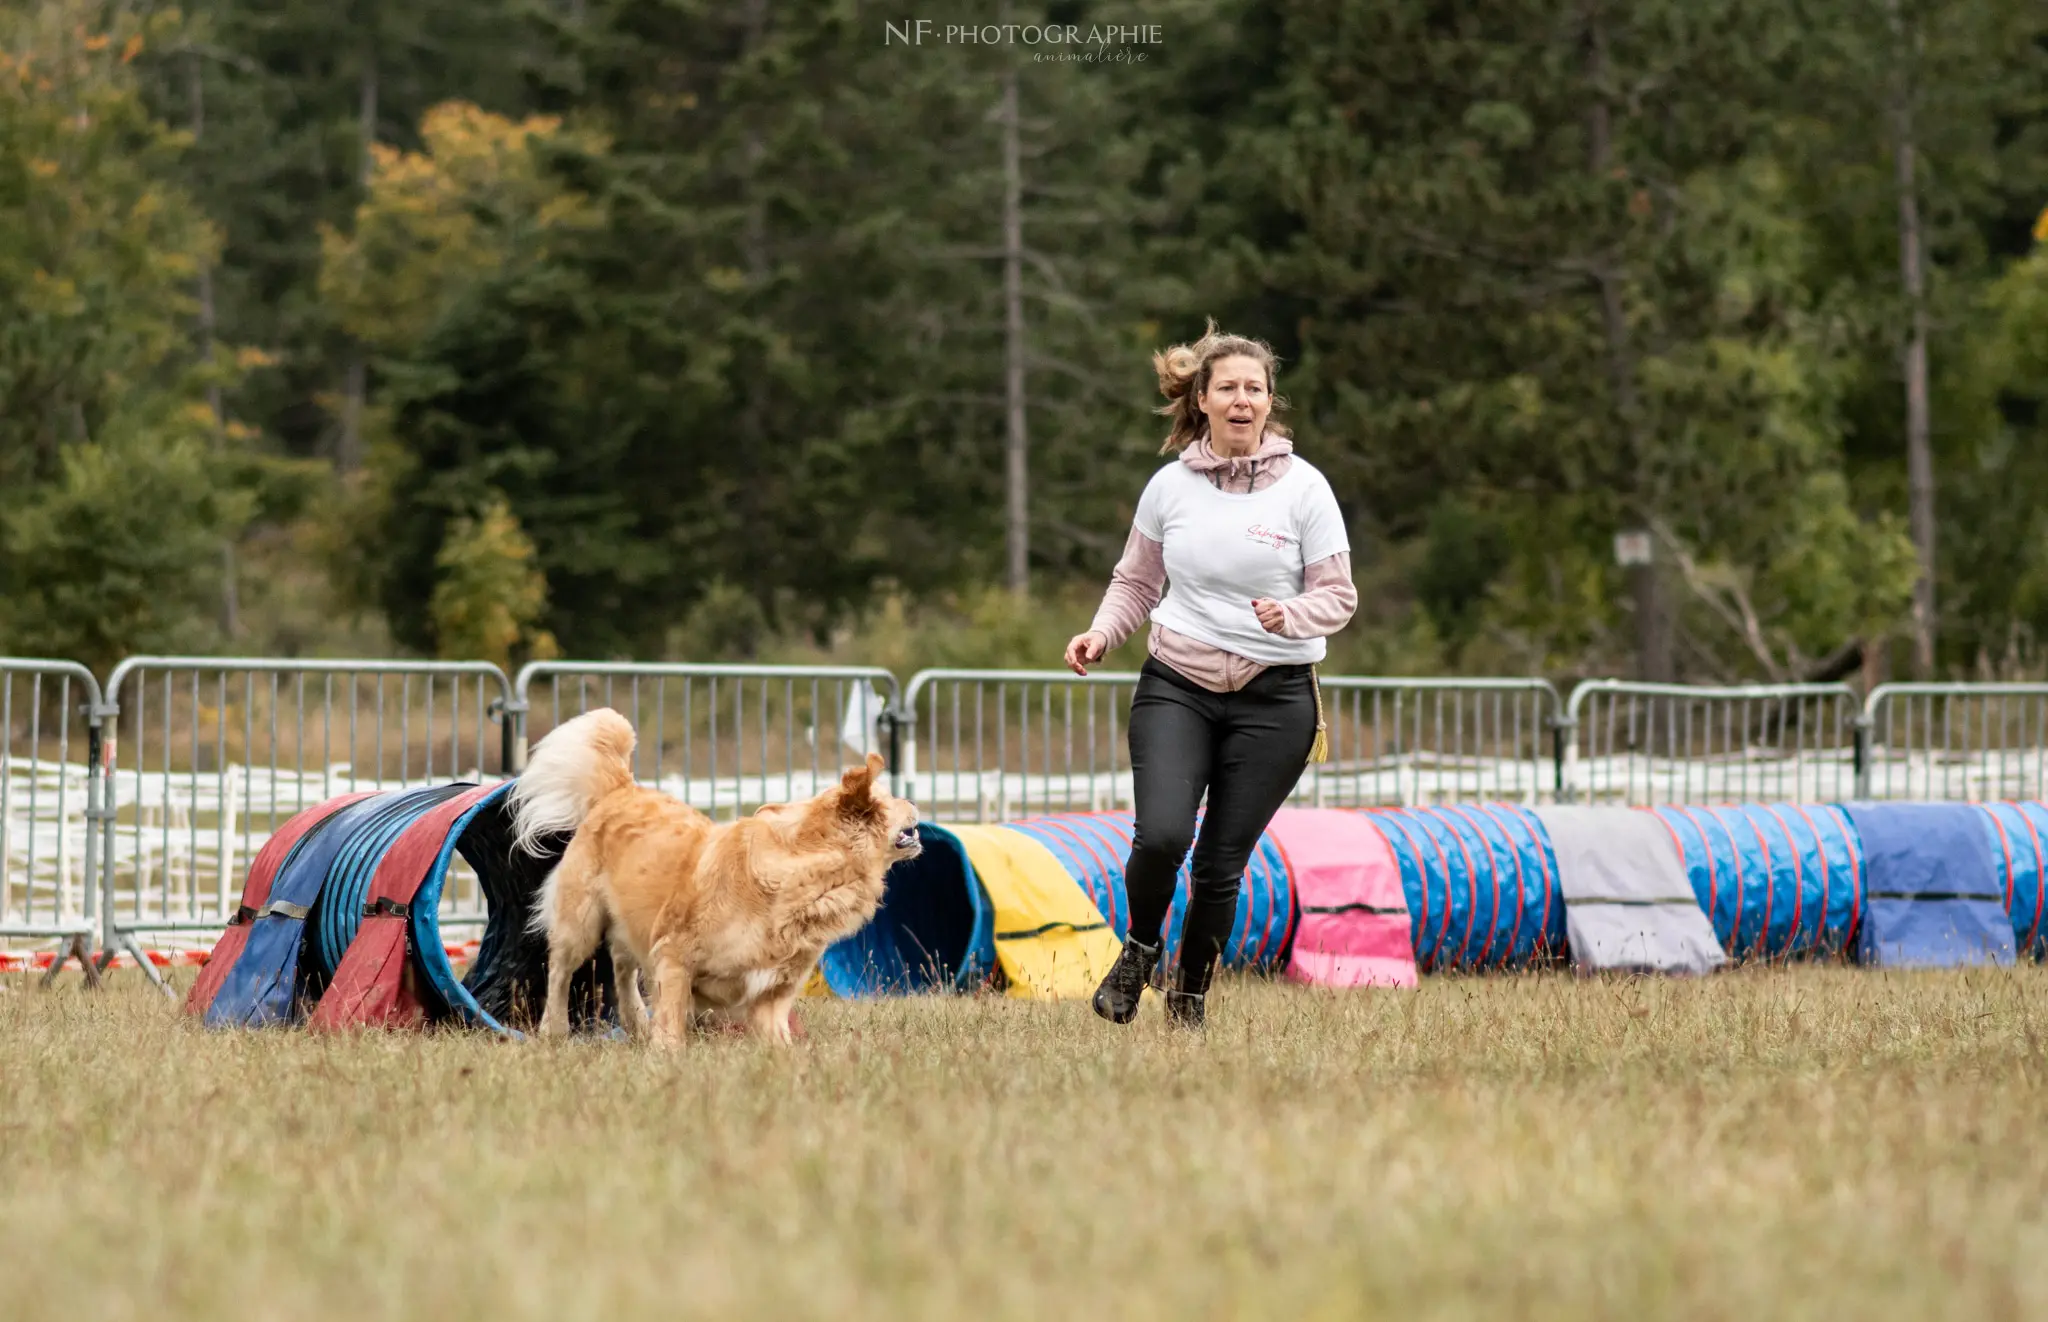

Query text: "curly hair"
[1151, 318, 1290, 454]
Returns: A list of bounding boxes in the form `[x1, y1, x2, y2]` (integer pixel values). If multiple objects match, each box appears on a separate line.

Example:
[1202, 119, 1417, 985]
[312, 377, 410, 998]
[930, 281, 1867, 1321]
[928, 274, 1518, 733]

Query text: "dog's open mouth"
[892, 826, 920, 852]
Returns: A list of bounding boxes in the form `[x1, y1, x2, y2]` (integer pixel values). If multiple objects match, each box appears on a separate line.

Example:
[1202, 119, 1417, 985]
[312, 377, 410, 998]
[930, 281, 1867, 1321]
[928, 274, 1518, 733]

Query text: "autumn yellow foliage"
[319, 102, 605, 354]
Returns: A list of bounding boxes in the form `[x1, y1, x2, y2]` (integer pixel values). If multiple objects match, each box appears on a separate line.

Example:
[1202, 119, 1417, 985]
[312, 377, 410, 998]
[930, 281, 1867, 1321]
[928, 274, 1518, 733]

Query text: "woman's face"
[1199, 354, 1272, 451]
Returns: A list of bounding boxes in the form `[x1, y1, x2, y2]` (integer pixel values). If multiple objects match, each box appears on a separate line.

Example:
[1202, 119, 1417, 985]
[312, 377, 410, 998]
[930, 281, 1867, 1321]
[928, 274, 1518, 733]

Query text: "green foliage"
[0, 0, 258, 668]
[0, 2, 212, 493]
[1415, 499, 1510, 658]
[4, 434, 251, 676]
[1763, 474, 1920, 663]
[319, 102, 604, 356]
[427, 493, 556, 671]
[1256, 0, 2046, 679]
[1938, 212, 2048, 670]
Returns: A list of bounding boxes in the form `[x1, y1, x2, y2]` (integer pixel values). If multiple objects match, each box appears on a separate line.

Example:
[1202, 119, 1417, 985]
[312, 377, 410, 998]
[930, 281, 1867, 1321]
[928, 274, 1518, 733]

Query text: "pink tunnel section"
[1271, 807, 1418, 989]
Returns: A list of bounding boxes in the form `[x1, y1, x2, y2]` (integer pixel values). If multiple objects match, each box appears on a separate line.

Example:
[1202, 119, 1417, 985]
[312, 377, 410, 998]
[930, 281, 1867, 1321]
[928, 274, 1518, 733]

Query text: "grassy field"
[1, 966, 2043, 1321]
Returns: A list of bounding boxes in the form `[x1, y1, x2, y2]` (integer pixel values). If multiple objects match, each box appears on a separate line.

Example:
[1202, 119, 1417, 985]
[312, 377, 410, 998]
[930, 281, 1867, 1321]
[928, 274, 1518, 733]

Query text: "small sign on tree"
[1613, 529, 1654, 567]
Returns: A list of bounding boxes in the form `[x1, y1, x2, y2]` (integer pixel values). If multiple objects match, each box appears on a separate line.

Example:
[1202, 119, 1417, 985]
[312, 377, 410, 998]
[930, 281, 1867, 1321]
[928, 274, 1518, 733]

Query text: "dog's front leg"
[746, 982, 802, 1046]
[648, 943, 694, 1050]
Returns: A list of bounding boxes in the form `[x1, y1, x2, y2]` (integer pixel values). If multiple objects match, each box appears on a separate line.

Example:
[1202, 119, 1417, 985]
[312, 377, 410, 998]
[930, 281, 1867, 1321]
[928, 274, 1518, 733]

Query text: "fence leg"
[82, 697, 174, 999]
[95, 929, 174, 997]
[1552, 715, 1578, 804]
[38, 933, 102, 991]
[882, 705, 910, 801]
[499, 697, 529, 777]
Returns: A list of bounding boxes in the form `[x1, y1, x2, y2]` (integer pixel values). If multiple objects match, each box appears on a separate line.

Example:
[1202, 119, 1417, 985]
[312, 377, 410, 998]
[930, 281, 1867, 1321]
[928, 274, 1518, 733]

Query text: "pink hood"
[1180, 431, 1294, 481]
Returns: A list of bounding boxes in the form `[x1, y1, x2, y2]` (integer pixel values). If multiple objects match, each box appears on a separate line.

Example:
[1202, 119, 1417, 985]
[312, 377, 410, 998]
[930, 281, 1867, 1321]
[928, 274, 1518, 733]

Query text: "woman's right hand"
[1064, 631, 1107, 676]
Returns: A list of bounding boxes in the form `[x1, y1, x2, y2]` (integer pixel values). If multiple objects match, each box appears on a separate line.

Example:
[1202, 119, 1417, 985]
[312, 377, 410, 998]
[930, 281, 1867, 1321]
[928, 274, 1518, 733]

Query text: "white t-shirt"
[1134, 457, 1350, 665]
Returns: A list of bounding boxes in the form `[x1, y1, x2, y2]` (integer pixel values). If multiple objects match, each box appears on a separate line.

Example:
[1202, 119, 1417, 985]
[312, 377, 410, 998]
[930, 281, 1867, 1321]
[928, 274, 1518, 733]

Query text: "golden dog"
[509, 707, 919, 1046]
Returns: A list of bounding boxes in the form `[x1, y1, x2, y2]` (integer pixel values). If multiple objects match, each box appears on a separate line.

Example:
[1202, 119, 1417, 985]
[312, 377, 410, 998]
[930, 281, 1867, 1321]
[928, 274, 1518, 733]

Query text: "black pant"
[1124, 656, 1318, 981]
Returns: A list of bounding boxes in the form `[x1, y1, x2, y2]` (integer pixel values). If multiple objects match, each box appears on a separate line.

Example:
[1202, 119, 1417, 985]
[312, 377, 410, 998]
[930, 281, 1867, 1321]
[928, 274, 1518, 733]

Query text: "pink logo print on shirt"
[1245, 523, 1295, 551]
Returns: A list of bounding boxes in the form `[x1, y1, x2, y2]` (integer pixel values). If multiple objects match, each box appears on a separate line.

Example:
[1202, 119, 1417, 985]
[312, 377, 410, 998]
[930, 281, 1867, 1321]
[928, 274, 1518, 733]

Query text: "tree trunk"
[1000, 14, 1028, 598]
[742, 0, 769, 290]
[191, 54, 239, 638]
[731, 0, 772, 609]
[1889, 0, 1936, 677]
[1861, 635, 1889, 694]
[338, 28, 378, 474]
[1584, 4, 1667, 681]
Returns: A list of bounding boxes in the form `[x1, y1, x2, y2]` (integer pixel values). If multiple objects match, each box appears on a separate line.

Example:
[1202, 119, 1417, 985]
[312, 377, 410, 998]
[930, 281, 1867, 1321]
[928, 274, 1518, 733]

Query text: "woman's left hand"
[1251, 598, 1287, 634]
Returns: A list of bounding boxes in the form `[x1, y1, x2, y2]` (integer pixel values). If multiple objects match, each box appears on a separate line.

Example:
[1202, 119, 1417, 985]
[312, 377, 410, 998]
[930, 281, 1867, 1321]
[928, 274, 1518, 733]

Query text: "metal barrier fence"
[895, 669, 1564, 821]
[1561, 680, 1864, 805]
[896, 669, 1138, 820]
[509, 662, 903, 817]
[24, 649, 2048, 979]
[1861, 683, 2048, 802]
[1319, 676, 1561, 807]
[97, 657, 514, 976]
[0, 661, 102, 974]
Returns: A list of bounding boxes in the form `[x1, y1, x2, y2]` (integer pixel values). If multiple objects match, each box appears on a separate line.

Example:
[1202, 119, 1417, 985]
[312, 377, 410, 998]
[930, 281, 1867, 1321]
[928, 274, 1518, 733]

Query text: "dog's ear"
[840, 753, 884, 796]
[837, 754, 885, 819]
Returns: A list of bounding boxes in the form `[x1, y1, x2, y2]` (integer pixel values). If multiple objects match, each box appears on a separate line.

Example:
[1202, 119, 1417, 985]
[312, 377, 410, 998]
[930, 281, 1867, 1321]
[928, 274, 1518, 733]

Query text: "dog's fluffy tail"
[509, 706, 636, 857]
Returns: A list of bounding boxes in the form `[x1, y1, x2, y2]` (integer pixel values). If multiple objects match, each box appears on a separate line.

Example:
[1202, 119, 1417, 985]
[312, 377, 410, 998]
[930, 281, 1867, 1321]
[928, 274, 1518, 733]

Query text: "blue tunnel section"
[1975, 802, 2048, 961]
[1844, 802, 2015, 968]
[1005, 810, 1296, 974]
[1360, 806, 1563, 972]
[816, 823, 995, 996]
[1004, 813, 1130, 940]
[308, 785, 472, 981]
[1647, 804, 1863, 959]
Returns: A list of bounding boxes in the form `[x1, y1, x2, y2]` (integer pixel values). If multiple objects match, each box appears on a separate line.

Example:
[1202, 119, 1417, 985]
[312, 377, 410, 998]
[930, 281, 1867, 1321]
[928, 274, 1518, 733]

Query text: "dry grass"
[1, 966, 2044, 1321]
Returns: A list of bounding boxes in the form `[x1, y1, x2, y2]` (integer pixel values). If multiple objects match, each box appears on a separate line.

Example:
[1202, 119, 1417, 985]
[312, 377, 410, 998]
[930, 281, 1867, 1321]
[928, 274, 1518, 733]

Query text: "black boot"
[1091, 937, 1161, 1024]
[1165, 953, 1215, 1031]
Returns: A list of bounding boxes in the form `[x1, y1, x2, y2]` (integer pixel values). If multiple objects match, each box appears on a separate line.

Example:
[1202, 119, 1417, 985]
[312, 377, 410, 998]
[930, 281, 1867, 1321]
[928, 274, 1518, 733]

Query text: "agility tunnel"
[820, 804, 1569, 994]
[185, 788, 2048, 1033]
[1270, 807, 1415, 989]
[815, 821, 1119, 1000]
[1356, 806, 1565, 973]
[1534, 806, 1725, 975]
[1974, 802, 2048, 960]
[1644, 804, 1863, 961]
[819, 809, 1301, 997]
[1840, 802, 2015, 967]
[819, 801, 2037, 990]
[188, 782, 617, 1036]
[1006, 810, 1296, 975]
[815, 824, 995, 995]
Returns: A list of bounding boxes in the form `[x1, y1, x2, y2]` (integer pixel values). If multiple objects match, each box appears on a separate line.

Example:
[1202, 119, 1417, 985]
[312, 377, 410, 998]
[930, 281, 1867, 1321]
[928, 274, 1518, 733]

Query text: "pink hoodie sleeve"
[1086, 527, 1166, 651]
[1277, 552, 1357, 640]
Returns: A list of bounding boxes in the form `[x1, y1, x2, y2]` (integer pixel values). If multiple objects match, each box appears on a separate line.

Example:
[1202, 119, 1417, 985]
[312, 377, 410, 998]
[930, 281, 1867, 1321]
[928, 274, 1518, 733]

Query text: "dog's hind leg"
[609, 935, 649, 1039]
[538, 859, 608, 1039]
[647, 940, 694, 1050]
